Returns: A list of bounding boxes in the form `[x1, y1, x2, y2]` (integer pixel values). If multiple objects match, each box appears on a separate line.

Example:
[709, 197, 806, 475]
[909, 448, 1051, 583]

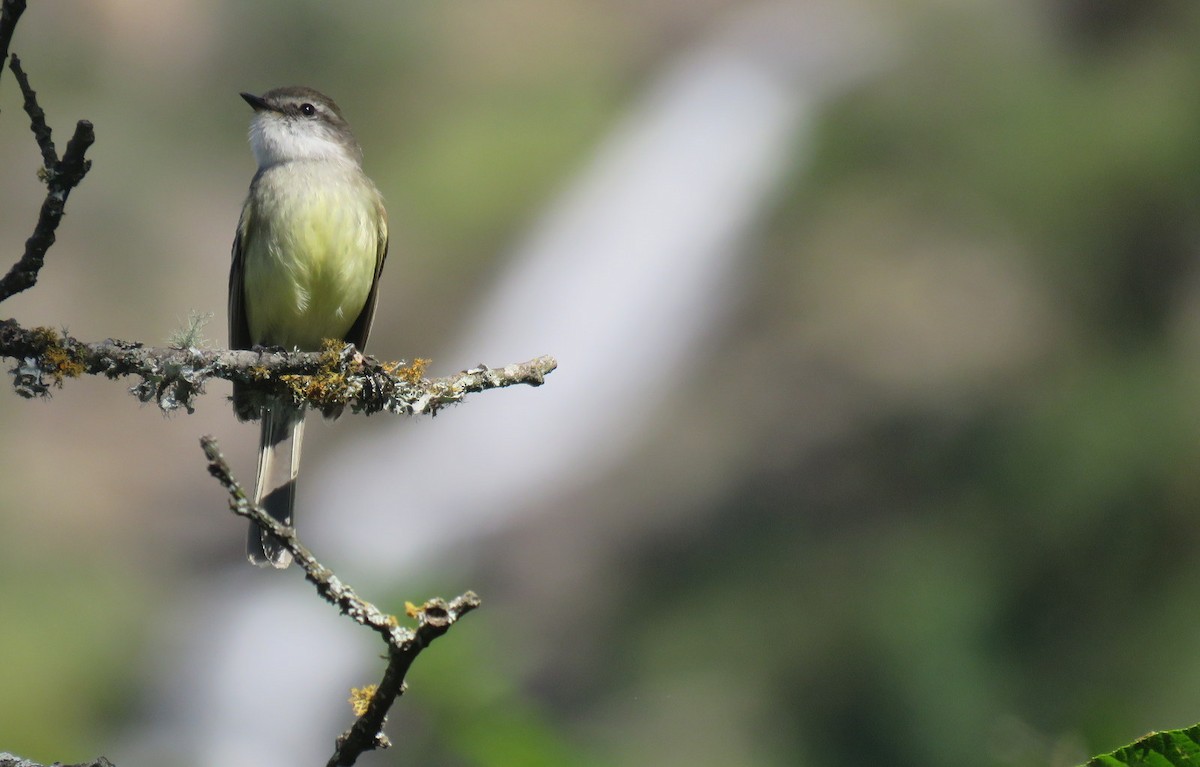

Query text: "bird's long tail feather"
[248, 403, 305, 568]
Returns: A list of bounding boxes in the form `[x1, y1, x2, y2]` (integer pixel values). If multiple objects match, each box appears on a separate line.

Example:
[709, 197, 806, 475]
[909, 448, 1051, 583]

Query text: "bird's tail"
[247, 402, 306, 568]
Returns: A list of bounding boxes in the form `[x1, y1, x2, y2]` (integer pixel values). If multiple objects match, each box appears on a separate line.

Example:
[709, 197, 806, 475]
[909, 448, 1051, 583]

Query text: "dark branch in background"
[0, 0, 26, 67]
[0, 47, 95, 300]
[10, 53, 54, 166]
[201, 437, 481, 767]
[0, 318, 556, 415]
[1, 0, 96, 301]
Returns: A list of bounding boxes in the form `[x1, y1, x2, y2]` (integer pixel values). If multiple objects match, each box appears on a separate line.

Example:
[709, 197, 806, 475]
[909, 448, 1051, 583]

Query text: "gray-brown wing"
[228, 201, 253, 351]
[229, 201, 256, 420]
[343, 199, 389, 352]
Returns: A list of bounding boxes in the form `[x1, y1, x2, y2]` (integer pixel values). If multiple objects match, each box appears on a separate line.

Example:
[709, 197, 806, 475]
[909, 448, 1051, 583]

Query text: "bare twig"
[329, 592, 480, 767]
[0, 51, 95, 301]
[0, 318, 556, 415]
[0, 0, 27, 73]
[200, 436, 481, 767]
[10, 53, 54, 167]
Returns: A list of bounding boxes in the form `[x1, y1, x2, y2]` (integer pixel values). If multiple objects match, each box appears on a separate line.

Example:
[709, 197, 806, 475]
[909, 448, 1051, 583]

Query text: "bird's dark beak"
[240, 92, 271, 112]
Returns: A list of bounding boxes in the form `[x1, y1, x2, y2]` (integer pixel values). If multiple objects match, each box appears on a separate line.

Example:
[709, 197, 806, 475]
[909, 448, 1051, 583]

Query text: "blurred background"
[3, 1, 1200, 765]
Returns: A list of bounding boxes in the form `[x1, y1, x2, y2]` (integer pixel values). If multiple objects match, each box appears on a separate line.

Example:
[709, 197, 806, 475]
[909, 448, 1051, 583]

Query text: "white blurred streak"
[140, 3, 894, 765]
[314, 0, 890, 568]
[131, 577, 366, 767]
[314, 40, 805, 564]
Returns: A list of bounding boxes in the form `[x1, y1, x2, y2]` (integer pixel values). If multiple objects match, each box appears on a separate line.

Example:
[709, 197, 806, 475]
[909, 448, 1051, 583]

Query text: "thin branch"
[58, 110, 95, 187]
[10, 53, 54, 167]
[0, 319, 556, 415]
[200, 436, 481, 767]
[0, 0, 26, 75]
[0, 53, 95, 301]
[330, 593, 479, 767]
[202, 434, 407, 642]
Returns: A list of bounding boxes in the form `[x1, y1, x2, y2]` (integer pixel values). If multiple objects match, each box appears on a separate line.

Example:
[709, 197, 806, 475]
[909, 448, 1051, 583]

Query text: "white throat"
[248, 114, 358, 170]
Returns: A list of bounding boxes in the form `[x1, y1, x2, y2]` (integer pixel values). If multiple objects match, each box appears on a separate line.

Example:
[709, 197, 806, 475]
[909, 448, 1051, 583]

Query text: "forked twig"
[200, 436, 481, 766]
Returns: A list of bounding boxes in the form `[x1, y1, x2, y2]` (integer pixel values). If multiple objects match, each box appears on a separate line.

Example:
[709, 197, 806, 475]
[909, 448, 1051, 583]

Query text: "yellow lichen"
[404, 601, 421, 618]
[41, 345, 85, 384]
[280, 371, 353, 407]
[30, 326, 59, 346]
[384, 357, 429, 385]
[29, 327, 84, 386]
[278, 340, 360, 407]
[248, 365, 271, 381]
[348, 684, 378, 717]
[270, 342, 429, 408]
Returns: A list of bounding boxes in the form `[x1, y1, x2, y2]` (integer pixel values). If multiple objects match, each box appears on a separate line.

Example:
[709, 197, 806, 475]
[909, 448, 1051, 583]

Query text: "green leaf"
[1085, 725, 1200, 766]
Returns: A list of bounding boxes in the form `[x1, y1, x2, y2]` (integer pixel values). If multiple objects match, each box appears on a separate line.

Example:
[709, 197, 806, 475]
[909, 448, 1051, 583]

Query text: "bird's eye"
[300, 103, 316, 117]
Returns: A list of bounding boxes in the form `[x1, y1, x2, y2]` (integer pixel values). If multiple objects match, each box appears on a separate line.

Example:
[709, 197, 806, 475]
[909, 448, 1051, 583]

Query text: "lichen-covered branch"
[0, 755, 113, 767]
[0, 319, 556, 415]
[201, 436, 481, 767]
[0, 5, 554, 420]
[329, 592, 480, 767]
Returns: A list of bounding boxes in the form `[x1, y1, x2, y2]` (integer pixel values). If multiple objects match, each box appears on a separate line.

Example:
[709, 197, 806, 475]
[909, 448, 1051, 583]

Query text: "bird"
[228, 86, 388, 567]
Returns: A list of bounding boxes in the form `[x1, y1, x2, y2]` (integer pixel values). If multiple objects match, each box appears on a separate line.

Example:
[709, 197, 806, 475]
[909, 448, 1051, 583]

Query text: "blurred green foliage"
[0, 554, 150, 761]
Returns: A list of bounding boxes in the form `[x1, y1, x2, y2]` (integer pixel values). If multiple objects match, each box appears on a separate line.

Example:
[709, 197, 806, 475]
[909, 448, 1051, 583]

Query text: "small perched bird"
[228, 86, 388, 567]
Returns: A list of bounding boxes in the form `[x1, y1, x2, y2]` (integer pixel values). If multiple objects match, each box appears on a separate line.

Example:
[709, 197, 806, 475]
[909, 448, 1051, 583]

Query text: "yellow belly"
[242, 162, 380, 351]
